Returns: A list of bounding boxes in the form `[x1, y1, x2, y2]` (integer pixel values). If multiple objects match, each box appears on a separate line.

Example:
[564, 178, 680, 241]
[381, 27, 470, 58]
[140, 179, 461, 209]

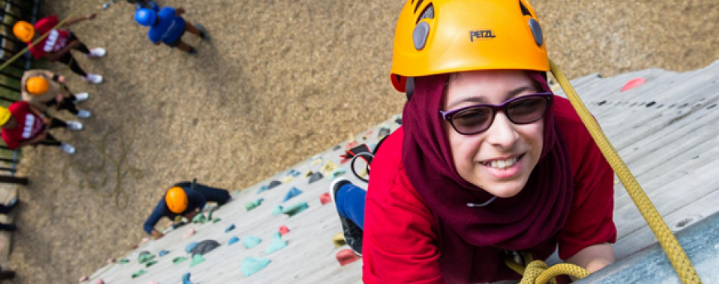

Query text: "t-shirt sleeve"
[362, 140, 445, 284]
[143, 199, 169, 234]
[556, 118, 617, 260]
[46, 15, 59, 26]
[161, 7, 176, 16]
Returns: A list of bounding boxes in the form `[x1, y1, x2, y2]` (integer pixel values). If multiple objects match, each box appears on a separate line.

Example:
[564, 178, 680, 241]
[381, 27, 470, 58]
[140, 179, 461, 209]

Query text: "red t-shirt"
[28, 15, 70, 60]
[362, 97, 617, 284]
[1, 102, 44, 149]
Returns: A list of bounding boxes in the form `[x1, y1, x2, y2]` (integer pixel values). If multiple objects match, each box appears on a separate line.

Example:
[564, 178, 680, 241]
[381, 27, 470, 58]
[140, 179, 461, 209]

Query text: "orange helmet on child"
[390, 0, 548, 93]
[13, 21, 35, 43]
[27, 77, 49, 95]
[165, 187, 189, 213]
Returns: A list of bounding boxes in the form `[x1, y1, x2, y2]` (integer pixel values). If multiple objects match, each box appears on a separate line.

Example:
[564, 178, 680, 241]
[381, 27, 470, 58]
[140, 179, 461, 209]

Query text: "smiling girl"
[330, 0, 617, 283]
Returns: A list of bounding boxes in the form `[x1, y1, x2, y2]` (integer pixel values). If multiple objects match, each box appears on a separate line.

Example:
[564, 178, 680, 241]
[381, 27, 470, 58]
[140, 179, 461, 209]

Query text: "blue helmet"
[134, 8, 157, 26]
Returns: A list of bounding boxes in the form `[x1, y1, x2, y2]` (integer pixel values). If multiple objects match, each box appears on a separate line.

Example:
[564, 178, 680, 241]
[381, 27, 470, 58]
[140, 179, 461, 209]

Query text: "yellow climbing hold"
[333, 232, 345, 248]
[282, 176, 294, 183]
[311, 159, 323, 166]
[321, 161, 339, 175]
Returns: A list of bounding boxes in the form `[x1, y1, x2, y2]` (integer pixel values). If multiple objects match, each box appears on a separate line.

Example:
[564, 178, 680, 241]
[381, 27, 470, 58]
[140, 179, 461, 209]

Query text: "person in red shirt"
[0, 101, 83, 154]
[329, 1, 616, 283]
[13, 14, 106, 84]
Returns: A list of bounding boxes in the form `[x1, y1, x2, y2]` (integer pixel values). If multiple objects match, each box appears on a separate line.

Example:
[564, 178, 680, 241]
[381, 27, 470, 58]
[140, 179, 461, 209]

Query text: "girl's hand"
[85, 13, 97, 20]
[57, 75, 66, 83]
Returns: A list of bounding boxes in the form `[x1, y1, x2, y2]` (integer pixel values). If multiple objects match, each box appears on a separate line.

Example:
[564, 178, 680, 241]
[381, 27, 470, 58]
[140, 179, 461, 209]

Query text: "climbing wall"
[85, 115, 400, 284]
[84, 60, 719, 283]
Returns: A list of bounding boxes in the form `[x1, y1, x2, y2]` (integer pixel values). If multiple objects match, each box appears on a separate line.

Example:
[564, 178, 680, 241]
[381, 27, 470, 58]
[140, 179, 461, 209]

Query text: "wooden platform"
[86, 60, 719, 283]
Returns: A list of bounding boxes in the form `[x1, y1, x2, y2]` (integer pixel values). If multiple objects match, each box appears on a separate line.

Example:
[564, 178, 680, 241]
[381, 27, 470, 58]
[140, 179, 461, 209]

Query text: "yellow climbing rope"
[541, 59, 702, 284]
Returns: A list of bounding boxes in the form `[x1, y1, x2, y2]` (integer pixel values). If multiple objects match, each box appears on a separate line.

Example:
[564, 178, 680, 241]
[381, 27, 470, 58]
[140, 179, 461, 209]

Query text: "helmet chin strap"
[467, 196, 497, 207]
[405, 77, 415, 101]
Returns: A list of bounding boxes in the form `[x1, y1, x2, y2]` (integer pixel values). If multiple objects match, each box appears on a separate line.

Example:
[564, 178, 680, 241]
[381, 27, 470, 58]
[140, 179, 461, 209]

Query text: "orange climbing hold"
[279, 225, 290, 236]
[621, 78, 646, 92]
[336, 249, 360, 266]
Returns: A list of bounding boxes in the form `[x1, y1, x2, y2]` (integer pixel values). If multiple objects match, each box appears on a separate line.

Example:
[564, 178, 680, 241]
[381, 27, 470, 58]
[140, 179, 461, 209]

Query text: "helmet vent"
[417, 3, 434, 23]
[519, 1, 532, 17]
[414, 0, 424, 14]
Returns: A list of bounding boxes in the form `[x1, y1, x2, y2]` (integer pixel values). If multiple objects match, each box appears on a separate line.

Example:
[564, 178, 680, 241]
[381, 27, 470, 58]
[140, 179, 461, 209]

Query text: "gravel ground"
[4, 0, 718, 283]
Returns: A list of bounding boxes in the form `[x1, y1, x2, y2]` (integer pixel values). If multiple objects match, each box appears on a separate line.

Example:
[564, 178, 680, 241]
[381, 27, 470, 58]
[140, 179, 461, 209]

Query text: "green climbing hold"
[245, 198, 264, 211]
[213, 218, 222, 223]
[189, 254, 205, 267]
[173, 256, 188, 265]
[192, 213, 208, 224]
[272, 205, 283, 216]
[119, 258, 130, 264]
[241, 257, 271, 277]
[265, 231, 287, 254]
[242, 236, 262, 249]
[131, 269, 147, 279]
[282, 202, 309, 217]
[145, 260, 158, 268]
[138, 252, 156, 264]
[328, 168, 347, 180]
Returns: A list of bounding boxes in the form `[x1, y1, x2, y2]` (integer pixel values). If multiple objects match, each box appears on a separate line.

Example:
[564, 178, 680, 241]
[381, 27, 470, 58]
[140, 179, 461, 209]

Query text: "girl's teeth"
[484, 157, 518, 169]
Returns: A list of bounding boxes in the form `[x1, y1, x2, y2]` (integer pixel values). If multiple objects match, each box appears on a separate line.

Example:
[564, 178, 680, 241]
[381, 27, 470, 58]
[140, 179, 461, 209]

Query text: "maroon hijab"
[401, 72, 574, 283]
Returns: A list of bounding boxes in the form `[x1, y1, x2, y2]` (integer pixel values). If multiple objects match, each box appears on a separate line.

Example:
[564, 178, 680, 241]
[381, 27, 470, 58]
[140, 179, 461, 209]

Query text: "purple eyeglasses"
[439, 92, 553, 135]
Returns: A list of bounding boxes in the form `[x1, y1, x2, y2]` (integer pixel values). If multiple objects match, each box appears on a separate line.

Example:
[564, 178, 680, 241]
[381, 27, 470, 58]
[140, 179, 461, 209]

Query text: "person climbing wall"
[134, 6, 208, 54]
[0, 102, 83, 154]
[143, 181, 231, 239]
[20, 70, 92, 119]
[13, 15, 106, 84]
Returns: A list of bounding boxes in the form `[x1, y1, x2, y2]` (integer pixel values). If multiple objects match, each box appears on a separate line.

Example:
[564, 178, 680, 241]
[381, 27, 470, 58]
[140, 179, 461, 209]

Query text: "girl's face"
[442, 70, 544, 198]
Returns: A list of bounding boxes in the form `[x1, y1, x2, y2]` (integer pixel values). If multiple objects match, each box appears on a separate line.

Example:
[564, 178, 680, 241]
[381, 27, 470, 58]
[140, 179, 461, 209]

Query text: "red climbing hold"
[336, 249, 360, 266]
[621, 78, 646, 92]
[320, 193, 332, 205]
[79, 275, 89, 282]
[279, 225, 290, 236]
[94, 279, 105, 284]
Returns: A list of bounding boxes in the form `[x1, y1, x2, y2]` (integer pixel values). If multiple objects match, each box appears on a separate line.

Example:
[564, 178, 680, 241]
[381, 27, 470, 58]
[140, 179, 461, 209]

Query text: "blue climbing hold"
[257, 185, 269, 194]
[228, 236, 240, 245]
[241, 257, 271, 277]
[225, 224, 236, 233]
[158, 250, 169, 257]
[242, 236, 262, 249]
[185, 242, 198, 253]
[282, 187, 303, 202]
[182, 272, 194, 284]
[265, 231, 288, 254]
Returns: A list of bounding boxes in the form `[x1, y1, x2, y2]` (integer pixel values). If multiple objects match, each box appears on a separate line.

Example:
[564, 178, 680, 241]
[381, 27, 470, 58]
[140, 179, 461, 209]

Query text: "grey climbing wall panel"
[87, 59, 719, 283]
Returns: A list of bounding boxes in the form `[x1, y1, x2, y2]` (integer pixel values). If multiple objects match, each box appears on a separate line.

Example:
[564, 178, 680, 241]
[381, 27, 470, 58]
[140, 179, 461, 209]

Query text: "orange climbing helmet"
[13, 21, 35, 43]
[390, 0, 548, 93]
[165, 186, 188, 214]
[26, 77, 49, 95]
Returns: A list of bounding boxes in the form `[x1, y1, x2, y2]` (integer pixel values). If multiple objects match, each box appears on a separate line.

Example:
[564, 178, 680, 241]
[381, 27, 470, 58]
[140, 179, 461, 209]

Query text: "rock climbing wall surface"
[85, 60, 719, 283]
[85, 113, 401, 283]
